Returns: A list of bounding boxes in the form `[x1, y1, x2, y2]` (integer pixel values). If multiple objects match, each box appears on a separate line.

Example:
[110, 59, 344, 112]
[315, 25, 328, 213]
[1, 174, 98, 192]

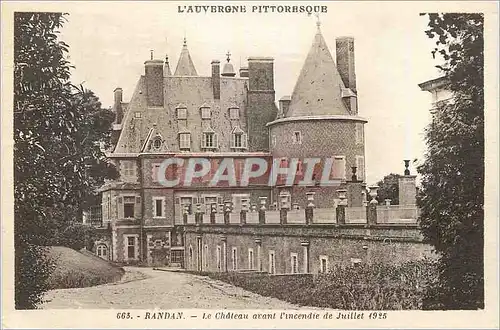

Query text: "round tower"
[267, 24, 366, 209]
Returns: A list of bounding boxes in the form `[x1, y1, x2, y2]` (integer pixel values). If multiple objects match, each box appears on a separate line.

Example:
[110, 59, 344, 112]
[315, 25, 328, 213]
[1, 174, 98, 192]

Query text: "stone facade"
[183, 224, 433, 273]
[93, 24, 428, 269]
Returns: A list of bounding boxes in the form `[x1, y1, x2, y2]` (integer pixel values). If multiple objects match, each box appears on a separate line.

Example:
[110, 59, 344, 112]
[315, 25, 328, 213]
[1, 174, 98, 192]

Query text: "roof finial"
[226, 51, 231, 63]
[315, 13, 321, 31]
[183, 36, 187, 46]
[150, 49, 154, 60]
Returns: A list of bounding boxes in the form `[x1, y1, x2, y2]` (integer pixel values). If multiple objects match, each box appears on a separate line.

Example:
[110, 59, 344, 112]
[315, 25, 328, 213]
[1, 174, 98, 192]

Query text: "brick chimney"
[144, 59, 164, 107]
[336, 37, 356, 92]
[336, 37, 358, 114]
[211, 60, 221, 100]
[113, 87, 123, 124]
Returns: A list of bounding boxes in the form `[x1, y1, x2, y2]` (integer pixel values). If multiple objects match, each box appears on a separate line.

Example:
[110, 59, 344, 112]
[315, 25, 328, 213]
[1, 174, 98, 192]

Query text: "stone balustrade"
[180, 161, 419, 227]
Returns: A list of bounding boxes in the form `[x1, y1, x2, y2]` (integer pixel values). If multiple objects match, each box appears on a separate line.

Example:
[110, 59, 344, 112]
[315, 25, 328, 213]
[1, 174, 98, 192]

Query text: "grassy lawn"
[47, 246, 124, 289]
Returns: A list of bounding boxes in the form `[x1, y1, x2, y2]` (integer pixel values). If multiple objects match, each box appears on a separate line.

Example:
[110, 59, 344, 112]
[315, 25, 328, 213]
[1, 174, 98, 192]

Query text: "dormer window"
[202, 128, 218, 150]
[152, 136, 162, 150]
[200, 103, 211, 119]
[176, 104, 187, 120]
[179, 132, 191, 150]
[229, 106, 240, 120]
[231, 127, 247, 149]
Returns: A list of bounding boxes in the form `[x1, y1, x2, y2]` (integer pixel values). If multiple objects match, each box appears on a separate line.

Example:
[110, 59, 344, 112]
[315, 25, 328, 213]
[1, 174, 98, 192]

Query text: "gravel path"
[41, 267, 298, 309]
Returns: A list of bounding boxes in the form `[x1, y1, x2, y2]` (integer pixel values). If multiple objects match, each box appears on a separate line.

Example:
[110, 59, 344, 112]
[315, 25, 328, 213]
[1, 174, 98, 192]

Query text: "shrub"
[206, 259, 438, 310]
[15, 243, 55, 309]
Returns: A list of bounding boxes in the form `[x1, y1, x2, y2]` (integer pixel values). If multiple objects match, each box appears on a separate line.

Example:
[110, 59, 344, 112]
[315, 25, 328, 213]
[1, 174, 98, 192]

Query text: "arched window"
[96, 244, 108, 259]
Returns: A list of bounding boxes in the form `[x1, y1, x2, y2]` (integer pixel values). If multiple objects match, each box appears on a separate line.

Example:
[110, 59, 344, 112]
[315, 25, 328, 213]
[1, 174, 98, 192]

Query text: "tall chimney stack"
[144, 59, 164, 107]
[113, 87, 123, 124]
[211, 60, 221, 100]
[336, 37, 357, 93]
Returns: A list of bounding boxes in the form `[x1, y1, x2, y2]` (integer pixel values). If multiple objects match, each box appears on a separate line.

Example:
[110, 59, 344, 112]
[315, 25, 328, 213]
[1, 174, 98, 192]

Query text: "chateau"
[92, 23, 431, 272]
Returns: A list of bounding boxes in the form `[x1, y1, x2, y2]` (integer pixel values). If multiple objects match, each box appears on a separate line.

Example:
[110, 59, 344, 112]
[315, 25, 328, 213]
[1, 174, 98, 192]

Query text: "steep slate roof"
[174, 38, 198, 76]
[286, 25, 349, 117]
[113, 76, 248, 153]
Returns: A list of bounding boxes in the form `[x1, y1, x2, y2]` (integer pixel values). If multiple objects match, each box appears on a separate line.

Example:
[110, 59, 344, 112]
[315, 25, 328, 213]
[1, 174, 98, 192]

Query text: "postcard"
[1, 1, 498, 329]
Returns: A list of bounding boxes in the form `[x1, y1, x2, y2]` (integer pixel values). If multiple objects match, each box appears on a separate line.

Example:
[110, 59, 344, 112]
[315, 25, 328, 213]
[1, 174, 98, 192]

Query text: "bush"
[15, 243, 55, 309]
[207, 259, 438, 310]
[310, 259, 437, 309]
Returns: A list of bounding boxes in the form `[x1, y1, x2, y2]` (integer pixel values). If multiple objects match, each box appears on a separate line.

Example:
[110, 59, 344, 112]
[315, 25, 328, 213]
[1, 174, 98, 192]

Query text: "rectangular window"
[127, 236, 136, 259]
[232, 194, 250, 214]
[293, 131, 302, 144]
[188, 245, 193, 269]
[216, 246, 222, 271]
[123, 196, 135, 218]
[231, 132, 248, 149]
[179, 133, 191, 150]
[355, 123, 364, 144]
[319, 255, 328, 273]
[232, 247, 238, 271]
[356, 156, 365, 181]
[272, 135, 277, 147]
[134, 112, 142, 119]
[229, 107, 239, 119]
[204, 245, 209, 269]
[291, 253, 298, 274]
[296, 160, 303, 176]
[151, 163, 160, 182]
[234, 134, 242, 147]
[269, 250, 276, 274]
[204, 196, 218, 215]
[332, 156, 346, 179]
[202, 132, 218, 149]
[122, 160, 136, 177]
[248, 248, 254, 270]
[180, 196, 193, 215]
[177, 107, 187, 119]
[153, 197, 164, 218]
[201, 107, 211, 119]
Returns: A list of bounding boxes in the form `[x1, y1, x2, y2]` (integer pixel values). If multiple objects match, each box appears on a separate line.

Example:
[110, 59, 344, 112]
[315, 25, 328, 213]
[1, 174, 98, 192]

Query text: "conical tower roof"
[164, 54, 172, 76]
[286, 24, 349, 117]
[174, 38, 198, 76]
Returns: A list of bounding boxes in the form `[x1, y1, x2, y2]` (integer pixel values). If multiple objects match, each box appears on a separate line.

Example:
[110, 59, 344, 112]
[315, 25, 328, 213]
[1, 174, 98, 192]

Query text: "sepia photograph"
[1, 1, 498, 328]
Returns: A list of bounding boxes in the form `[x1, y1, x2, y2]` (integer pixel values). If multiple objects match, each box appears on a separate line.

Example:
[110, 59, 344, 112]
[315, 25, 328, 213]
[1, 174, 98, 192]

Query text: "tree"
[418, 13, 484, 310]
[376, 173, 401, 205]
[14, 12, 117, 309]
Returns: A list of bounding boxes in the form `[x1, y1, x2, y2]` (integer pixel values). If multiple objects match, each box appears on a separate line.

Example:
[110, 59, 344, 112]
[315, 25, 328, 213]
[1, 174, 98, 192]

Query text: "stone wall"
[183, 223, 434, 274]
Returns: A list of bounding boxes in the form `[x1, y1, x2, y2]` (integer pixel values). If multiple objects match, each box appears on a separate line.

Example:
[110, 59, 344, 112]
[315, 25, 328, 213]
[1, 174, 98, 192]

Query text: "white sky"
[57, 2, 443, 185]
